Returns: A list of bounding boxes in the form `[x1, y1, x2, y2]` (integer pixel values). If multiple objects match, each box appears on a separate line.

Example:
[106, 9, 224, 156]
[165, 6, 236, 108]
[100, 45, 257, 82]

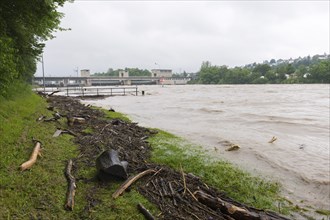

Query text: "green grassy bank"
[0, 90, 156, 219]
[1, 90, 321, 219]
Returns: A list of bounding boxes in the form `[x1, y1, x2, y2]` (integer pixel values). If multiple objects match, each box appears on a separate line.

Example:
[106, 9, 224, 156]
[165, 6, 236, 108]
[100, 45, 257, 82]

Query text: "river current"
[81, 84, 330, 209]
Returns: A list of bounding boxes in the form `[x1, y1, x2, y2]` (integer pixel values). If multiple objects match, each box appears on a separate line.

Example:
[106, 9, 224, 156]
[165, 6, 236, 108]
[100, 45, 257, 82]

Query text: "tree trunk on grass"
[96, 149, 128, 180]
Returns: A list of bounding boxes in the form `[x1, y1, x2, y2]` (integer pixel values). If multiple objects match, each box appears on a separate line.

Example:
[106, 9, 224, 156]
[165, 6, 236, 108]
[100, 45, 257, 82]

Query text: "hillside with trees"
[189, 54, 330, 84]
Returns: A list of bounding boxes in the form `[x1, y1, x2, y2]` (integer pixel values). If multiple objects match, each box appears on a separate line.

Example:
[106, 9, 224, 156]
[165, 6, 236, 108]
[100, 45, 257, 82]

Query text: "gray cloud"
[36, 1, 329, 76]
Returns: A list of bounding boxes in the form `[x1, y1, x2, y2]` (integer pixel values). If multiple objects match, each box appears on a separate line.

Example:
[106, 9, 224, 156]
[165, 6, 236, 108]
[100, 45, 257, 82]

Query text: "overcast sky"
[35, 1, 329, 77]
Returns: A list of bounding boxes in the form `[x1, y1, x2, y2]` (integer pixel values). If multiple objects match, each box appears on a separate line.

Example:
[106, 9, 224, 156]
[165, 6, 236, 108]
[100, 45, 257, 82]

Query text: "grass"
[0, 91, 157, 219]
[148, 130, 286, 212]
[92, 106, 131, 122]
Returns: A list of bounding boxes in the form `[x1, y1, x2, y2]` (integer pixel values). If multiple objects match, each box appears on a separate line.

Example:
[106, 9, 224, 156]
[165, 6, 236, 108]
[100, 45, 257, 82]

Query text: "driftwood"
[53, 128, 77, 138]
[62, 129, 77, 136]
[268, 136, 277, 143]
[65, 159, 76, 211]
[137, 203, 155, 220]
[47, 105, 54, 111]
[48, 90, 60, 96]
[53, 129, 62, 137]
[20, 141, 42, 171]
[67, 116, 86, 126]
[112, 169, 156, 199]
[96, 150, 128, 179]
[36, 115, 46, 121]
[194, 190, 290, 220]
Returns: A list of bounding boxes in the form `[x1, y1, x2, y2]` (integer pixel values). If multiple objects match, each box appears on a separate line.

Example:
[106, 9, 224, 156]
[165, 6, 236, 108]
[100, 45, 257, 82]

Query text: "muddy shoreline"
[46, 95, 293, 219]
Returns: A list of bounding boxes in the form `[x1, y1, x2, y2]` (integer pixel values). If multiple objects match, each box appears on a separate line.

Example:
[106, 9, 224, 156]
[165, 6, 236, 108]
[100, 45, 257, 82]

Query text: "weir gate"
[33, 76, 191, 87]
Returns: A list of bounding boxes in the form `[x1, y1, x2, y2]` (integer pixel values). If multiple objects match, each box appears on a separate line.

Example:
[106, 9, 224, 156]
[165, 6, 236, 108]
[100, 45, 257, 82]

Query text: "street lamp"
[42, 54, 45, 93]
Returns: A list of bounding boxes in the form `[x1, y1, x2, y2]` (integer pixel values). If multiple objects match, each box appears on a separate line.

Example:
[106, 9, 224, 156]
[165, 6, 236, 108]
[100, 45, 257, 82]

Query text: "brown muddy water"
[81, 84, 330, 210]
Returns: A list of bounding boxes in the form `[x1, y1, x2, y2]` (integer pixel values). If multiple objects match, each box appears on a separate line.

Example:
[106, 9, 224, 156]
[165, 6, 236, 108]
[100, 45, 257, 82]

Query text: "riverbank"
[0, 91, 327, 219]
[80, 84, 330, 212]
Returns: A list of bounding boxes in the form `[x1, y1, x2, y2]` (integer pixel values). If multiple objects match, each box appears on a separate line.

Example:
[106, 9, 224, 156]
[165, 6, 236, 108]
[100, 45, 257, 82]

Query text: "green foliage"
[308, 60, 330, 83]
[93, 68, 151, 77]
[193, 54, 329, 84]
[253, 64, 271, 76]
[0, 0, 69, 97]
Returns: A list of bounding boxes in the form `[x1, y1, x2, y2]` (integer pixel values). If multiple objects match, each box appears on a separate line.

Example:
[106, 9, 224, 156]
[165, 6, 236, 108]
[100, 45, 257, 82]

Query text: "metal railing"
[34, 86, 139, 97]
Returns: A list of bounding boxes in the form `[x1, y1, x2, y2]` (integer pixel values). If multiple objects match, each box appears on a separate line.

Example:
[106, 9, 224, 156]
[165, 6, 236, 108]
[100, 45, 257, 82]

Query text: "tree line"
[189, 54, 330, 84]
[0, 0, 69, 98]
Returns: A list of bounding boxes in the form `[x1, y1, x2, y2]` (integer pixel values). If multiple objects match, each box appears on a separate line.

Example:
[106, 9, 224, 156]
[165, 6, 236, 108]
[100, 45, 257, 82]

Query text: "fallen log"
[112, 169, 156, 199]
[137, 203, 155, 220]
[96, 150, 128, 180]
[20, 141, 42, 171]
[194, 190, 290, 220]
[65, 159, 76, 211]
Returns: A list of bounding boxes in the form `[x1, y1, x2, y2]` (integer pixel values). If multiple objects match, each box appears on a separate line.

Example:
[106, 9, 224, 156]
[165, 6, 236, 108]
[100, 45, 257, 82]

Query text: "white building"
[119, 70, 129, 77]
[151, 69, 172, 77]
[80, 69, 90, 77]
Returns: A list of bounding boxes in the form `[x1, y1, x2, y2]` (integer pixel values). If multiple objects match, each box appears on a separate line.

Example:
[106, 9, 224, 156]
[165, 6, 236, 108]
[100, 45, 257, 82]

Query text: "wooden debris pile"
[30, 95, 290, 220]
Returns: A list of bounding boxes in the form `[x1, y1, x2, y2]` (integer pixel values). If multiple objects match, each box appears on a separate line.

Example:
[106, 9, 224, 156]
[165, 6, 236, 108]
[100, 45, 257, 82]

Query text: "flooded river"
[82, 84, 330, 209]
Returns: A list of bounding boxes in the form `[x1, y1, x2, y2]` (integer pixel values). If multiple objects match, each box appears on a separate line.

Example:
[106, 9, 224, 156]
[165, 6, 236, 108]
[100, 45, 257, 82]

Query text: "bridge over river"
[33, 76, 191, 87]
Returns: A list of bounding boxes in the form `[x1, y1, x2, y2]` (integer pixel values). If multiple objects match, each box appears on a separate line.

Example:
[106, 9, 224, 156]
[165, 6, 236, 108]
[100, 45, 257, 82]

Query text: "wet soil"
[46, 95, 289, 220]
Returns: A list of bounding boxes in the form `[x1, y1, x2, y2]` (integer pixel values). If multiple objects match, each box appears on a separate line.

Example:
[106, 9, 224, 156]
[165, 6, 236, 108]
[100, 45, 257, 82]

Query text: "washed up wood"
[44, 112, 62, 122]
[137, 203, 155, 220]
[112, 169, 156, 199]
[194, 190, 290, 220]
[67, 116, 86, 126]
[36, 115, 46, 121]
[47, 105, 54, 111]
[53, 128, 77, 137]
[65, 159, 76, 211]
[96, 149, 128, 180]
[48, 90, 60, 96]
[53, 129, 62, 137]
[20, 140, 42, 171]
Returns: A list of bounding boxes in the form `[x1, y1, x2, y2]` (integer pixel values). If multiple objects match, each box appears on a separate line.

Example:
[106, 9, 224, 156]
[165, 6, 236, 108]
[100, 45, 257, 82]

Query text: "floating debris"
[268, 136, 277, 143]
[226, 144, 240, 151]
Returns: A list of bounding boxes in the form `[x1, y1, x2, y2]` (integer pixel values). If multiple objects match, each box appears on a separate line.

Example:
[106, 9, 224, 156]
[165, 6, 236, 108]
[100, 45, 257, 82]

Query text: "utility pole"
[42, 54, 45, 93]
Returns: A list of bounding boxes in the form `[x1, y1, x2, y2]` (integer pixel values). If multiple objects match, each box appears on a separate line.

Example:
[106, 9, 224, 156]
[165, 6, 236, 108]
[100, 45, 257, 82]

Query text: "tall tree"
[0, 0, 70, 97]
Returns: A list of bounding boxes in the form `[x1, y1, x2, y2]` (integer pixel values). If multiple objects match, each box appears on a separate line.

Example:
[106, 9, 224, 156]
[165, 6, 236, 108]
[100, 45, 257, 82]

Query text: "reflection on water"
[82, 84, 330, 209]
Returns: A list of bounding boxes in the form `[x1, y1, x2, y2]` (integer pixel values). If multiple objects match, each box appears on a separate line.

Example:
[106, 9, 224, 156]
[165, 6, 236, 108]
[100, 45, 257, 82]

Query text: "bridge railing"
[64, 86, 139, 97]
[34, 86, 139, 97]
